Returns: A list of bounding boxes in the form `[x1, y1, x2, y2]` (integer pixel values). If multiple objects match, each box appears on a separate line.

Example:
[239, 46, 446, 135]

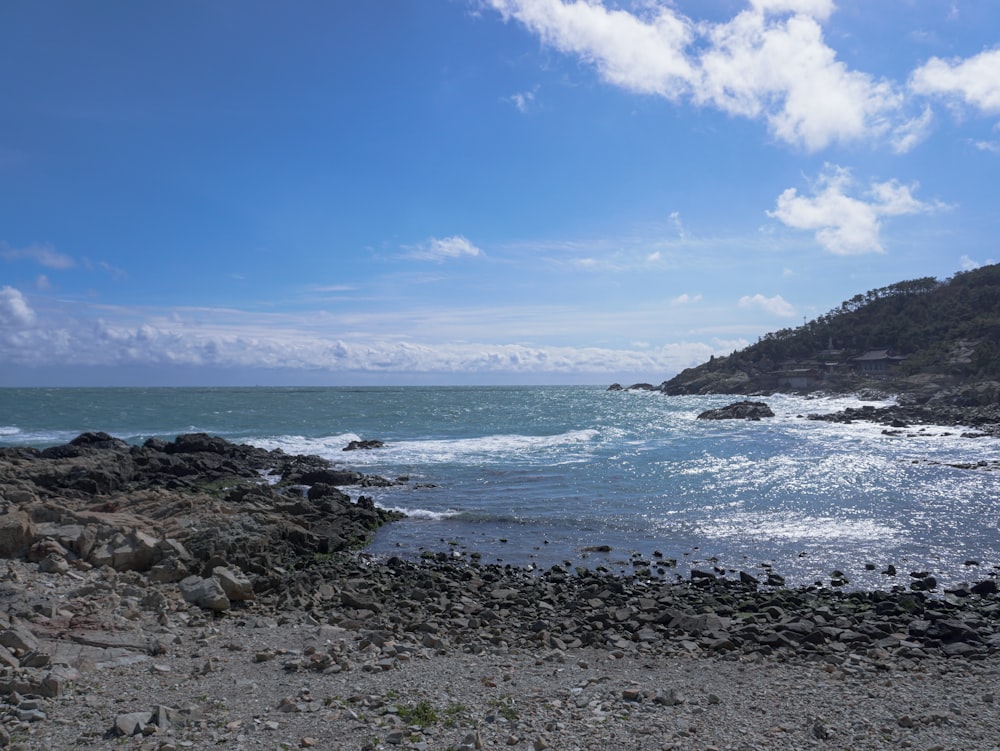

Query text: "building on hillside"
[851, 349, 907, 375]
[774, 367, 824, 390]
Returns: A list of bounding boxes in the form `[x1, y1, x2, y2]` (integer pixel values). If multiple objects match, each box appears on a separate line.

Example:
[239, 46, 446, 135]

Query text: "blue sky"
[1, 0, 998, 386]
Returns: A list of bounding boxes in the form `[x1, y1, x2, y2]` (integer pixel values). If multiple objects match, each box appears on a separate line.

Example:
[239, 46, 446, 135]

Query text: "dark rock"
[971, 578, 998, 595]
[343, 440, 385, 451]
[165, 433, 232, 455]
[697, 401, 775, 420]
[910, 576, 937, 591]
[294, 469, 364, 486]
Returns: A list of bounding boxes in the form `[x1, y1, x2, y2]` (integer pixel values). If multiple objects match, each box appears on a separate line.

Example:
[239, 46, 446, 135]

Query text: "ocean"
[1, 385, 998, 590]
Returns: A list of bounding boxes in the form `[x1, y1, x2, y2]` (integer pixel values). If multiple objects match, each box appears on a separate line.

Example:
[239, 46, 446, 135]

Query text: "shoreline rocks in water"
[343, 439, 385, 451]
[697, 400, 775, 420]
[806, 401, 1000, 438]
[0, 433, 998, 749]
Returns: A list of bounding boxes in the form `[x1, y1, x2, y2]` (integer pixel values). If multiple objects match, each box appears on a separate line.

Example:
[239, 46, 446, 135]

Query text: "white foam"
[249, 429, 600, 467]
[248, 433, 361, 457]
[377, 505, 460, 521]
[0, 428, 80, 446]
[381, 429, 600, 465]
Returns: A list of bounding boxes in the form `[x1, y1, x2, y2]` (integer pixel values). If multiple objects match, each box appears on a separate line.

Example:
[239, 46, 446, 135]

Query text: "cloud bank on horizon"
[0, 1, 997, 385]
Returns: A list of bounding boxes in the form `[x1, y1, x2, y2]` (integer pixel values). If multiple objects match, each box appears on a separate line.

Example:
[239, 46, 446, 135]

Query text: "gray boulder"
[0, 510, 36, 557]
[213, 566, 254, 602]
[179, 575, 230, 612]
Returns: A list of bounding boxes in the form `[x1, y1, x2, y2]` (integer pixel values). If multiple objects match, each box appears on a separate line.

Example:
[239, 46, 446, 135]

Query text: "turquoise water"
[2, 386, 999, 588]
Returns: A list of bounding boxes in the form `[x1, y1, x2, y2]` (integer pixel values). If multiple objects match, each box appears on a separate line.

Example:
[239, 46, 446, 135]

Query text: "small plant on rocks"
[490, 695, 520, 721]
[444, 703, 467, 728]
[396, 699, 439, 728]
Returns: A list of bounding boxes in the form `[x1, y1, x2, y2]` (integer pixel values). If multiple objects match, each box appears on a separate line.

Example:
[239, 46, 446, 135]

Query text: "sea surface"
[2, 385, 999, 589]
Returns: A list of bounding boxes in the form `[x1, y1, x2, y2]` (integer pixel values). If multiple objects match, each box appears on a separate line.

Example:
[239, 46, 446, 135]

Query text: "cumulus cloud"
[768, 165, 943, 254]
[0, 242, 75, 270]
[695, 7, 900, 150]
[910, 48, 1000, 114]
[486, 0, 912, 151]
[738, 293, 796, 317]
[488, 0, 695, 100]
[407, 235, 483, 261]
[0, 286, 36, 328]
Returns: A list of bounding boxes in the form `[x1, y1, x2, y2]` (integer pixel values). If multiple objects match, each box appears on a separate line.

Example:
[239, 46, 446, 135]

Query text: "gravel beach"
[1, 556, 999, 751]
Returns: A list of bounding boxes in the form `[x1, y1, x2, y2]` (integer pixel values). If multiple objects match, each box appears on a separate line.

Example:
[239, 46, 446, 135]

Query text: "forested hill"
[658, 263, 1000, 397]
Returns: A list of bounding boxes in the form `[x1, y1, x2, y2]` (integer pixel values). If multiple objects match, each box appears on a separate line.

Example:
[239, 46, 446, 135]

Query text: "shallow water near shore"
[2, 385, 999, 589]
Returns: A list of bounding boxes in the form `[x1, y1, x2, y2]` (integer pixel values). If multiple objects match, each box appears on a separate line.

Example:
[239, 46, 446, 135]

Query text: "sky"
[1, 0, 998, 387]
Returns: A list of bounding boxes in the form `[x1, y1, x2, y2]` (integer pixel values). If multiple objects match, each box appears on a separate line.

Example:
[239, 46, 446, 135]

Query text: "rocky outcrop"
[343, 439, 385, 451]
[0, 432, 405, 585]
[660, 368, 753, 396]
[697, 401, 775, 420]
[806, 399, 1000, 438]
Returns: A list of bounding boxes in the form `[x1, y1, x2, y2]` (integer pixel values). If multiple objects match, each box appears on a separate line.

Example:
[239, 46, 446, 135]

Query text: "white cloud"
[0, 295, 745, 381]
[960, 254, 996, 271]
[669, 210, 686, 239]
[891, 106, 934, 154]
[0, 242, 75, 270]
[738, 293, 796, 317]
[510, 91, 533, 111]
[488, 0, 695, 99]
[310, 284, 356, 293]
[506, 87, 539, 112]
[768, 165, 943, 254]
[406, 235, 483, 261]
[0, 309, 720, 378]
[487, 0, 911, 151]
[695, 8, 901, 150]
[0, 286, 36, 328]
[750, 0, 834, 18]
[671, 293, 702, 305]
[910, 48, 1000, 114]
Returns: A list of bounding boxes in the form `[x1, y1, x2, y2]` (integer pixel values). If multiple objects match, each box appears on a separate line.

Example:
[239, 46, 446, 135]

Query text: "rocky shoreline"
[612, 379, 1000, 436]
[804, 401, 1000, 440]
[0, 433, 998, 749]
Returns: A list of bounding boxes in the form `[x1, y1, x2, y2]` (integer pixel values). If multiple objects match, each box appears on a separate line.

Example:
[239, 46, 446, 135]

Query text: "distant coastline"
[610, 378, 1000, 438]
